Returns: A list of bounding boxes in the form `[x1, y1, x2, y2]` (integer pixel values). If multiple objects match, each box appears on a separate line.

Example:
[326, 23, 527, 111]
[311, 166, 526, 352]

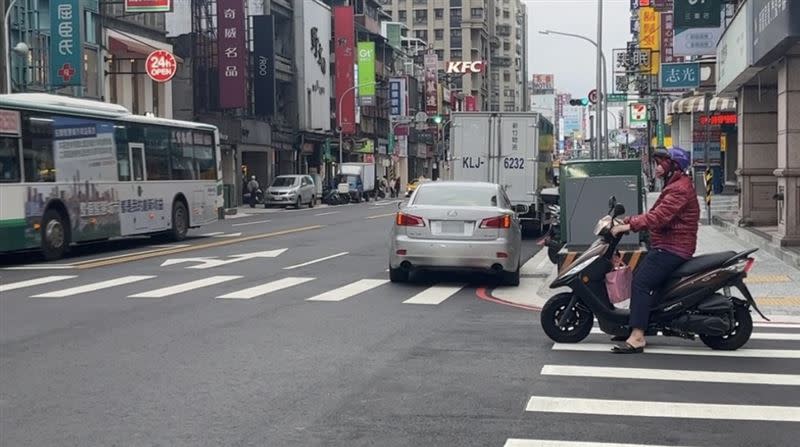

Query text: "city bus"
[0, 93, 223, 260]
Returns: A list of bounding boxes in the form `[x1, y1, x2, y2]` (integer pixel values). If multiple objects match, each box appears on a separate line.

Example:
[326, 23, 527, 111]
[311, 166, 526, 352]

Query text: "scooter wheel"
[540, 293, 594, 343]
[700, 304, 753, 351]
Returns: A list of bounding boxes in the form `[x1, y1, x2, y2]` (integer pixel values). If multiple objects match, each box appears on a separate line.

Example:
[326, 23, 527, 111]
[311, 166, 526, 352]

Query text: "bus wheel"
[41, 209, 69, 261]
[170, 200, 189, 241]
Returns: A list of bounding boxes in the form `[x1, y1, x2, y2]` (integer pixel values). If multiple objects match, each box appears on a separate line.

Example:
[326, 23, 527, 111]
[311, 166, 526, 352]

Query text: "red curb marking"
[475, 286, 542, 311]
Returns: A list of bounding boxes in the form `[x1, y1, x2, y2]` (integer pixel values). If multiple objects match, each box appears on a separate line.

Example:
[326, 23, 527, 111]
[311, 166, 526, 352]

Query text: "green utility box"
[559, 159, 647, 250]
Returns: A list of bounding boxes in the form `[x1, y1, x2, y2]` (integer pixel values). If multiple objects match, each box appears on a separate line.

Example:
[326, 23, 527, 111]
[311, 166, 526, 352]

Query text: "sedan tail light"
[396, 212, 425, 227]
[480, 215, 511, 229]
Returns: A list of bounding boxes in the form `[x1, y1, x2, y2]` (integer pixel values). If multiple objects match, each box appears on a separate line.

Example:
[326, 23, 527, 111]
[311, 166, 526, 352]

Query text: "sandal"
[611, 335, 628, 342]
[611, 343, 644, 354]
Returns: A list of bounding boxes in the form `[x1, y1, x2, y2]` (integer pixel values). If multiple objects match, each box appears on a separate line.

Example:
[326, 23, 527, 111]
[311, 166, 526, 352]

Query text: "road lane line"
[366, 212, 395, 219]
[283, 252, 349, 270]
[75, 225, 324, 269]
[525, 395, 800, 422]
[551, 343, 800, 359]
[0, 275, 77, 292]
[314, 211, 340, 216]
[540, 364, 800, 386]
[2, 265, 76, 270]
[504, 440, 696, 447]
[217, 277, 315, 299]
[215, 232, 242, 237]
[129, 275, 242, 298]
[306, 279, 389, 302]
[588, 328, 800, 341]
[232, 219, 271, 227]
[403, 284, 466, 305]
[67, 245, 192, 266]
[200, 232, 224, 236]
[32, 275, 156, 298]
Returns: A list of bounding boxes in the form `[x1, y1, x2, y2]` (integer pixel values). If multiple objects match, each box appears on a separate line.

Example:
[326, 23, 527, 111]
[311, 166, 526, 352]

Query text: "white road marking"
[2, 265, 76, 270]
[232, 219, 271, 227]
[217, 277, 315, 299]
[504, 440, 696, 447]
[32, 275, 156, 298]
[283, 252, 349, 270]
[0, 275, 77, 293]
[306, 279, 389, 302]
[215, 232, 242, 237]
[588, 328, 800, 341]
[754, 322, 800, 328]
[540, 364, 800, 386]
[552, 343, 800, 359]
[200, 232, 224, 237]
[314, 211, 340, 216]
[403, 284, 466, 305]
[525, 395, 800, 422]
[129, 275, 242, 298]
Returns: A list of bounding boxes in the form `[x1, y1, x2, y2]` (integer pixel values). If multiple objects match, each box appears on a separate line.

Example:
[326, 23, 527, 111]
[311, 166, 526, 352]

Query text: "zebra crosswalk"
[0, 274, 468, 305]
[506, 323, 800, 446]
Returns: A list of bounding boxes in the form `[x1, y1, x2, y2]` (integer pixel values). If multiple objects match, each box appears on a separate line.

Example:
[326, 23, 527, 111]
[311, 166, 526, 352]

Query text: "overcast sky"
[526, 0, 631, 98]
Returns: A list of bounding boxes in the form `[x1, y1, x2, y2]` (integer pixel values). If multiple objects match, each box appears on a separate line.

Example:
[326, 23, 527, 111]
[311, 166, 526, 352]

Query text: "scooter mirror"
[612, 203, 626, 218]
[608, 196, 617, 211]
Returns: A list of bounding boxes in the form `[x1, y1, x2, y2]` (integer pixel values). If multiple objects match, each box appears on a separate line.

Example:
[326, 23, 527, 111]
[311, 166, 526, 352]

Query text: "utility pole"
[596, 0, 603, 160]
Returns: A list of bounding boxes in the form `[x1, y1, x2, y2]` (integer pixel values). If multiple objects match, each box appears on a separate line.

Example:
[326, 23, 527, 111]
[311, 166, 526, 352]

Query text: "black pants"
[629, 248, 686, 330]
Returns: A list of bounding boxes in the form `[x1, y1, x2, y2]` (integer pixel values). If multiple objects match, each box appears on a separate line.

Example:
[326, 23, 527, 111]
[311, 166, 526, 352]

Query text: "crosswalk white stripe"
[306, 279, 389, 302]
[754, 323, 800, 329]
[588, 328, 800, 341]
[129, 275, 242, 298]
[403, 284, 466, 305]
[216, 277, 314, 299]
[540, 365, 800, 386]
[525, 395, 800, 422]
[0, 275, 77, 292]
[32, 275, 156, 298]
[552, 343, 800, 359]
[504, 440, 696, 447]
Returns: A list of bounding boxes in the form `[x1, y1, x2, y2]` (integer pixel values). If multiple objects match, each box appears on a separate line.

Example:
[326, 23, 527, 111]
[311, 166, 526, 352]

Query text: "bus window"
[0, 137, 21, 182]
[143, 125, 170, 180]
[171, 129, 197, 180]
[131, 145, 145, 181]
[22, 113, 55, 182]
[115, 125, 131, 181]
[194, 131, 216, 180]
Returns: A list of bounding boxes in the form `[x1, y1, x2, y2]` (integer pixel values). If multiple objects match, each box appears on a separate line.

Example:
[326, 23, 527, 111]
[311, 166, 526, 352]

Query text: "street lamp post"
[337, 81, 378, 166]
[539, 29, 609, 158]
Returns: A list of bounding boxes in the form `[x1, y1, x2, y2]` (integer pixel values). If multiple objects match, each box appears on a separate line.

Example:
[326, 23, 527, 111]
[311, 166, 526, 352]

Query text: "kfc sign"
[446, 61, 485, 74]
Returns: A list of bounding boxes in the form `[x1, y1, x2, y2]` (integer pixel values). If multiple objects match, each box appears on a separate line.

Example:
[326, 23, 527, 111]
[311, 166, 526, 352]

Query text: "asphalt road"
[1, 200, 799, 447]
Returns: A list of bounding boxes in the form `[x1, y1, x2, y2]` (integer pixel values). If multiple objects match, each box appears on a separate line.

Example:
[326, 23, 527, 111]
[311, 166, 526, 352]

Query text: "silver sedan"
[389, 181, 524, 286]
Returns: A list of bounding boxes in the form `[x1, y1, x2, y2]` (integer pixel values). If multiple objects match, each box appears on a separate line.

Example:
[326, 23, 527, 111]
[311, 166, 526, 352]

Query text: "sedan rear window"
[412, 185, 498, 207]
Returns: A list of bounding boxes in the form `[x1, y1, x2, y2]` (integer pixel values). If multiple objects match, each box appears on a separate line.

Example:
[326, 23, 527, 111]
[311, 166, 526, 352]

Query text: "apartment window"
[451, 49, 462, 59]
[398, 11, 407, 21]
[491, 73, 499, 82]
[450, 29, 462, 47]
[503, 72, 511, 82]
[415, 29, 428, 40]
[413, 0, 427, 4]
[503, 9, 510, 19]
[413, 9, 427, 24]
[435, 29, 444, 40]
[435, 8, 444, 19]
[503, 41, 510, 51]
[449, 9, 462, 27]
[452, 76, 463, 89]
[435, 49, 445, 60]
[449, 0, 461, 6]
[470, 8, 483, 18]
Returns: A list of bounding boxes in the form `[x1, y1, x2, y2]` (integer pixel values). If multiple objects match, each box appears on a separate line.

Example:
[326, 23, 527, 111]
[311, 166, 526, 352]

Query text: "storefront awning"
[107, 29, 183, 63]
[669, 95, 736, 115]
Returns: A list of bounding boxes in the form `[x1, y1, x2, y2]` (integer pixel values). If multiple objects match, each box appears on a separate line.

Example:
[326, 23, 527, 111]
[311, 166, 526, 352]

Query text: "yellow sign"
[720, 134, 727, 152]
[639, 7, 661, 75]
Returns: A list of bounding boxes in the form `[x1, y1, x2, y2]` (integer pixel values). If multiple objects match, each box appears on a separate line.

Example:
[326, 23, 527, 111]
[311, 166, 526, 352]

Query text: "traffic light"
[431, 114, 444, 124]
[569, 98, 589, 106]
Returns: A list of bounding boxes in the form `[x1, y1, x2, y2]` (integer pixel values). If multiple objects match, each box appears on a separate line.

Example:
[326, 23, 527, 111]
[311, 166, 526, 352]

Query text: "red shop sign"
[699, 113, 737, 126]
[145, 50, 177, 83]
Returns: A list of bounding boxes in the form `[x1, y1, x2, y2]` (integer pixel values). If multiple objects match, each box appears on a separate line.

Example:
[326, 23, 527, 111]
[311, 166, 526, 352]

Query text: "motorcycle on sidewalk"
[243, 188, 264, 208]
[540, 197, 768, 351]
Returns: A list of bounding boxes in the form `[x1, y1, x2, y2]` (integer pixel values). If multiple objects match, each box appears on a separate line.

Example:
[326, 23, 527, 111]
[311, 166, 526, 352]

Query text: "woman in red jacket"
[610, 147, 699, 353]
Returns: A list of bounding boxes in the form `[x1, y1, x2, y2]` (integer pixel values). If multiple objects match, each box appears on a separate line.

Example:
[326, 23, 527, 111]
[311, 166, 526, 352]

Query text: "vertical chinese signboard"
[388, 77, 407, 118]
[334, 6, 356, 134]
[357, 42, 376, 106]
[638, 6, 660, 75]
[661, 12, 676, 63]
[424, 52, 438, 115]
[50, 0, 82, 87]
[253, 15, 276, 116]
[217, 0, 246, 109]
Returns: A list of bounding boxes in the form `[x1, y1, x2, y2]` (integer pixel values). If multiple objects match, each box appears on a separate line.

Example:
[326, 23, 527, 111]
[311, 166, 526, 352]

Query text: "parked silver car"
[265, 175, 316, 208]
[389, 181, 524, 285]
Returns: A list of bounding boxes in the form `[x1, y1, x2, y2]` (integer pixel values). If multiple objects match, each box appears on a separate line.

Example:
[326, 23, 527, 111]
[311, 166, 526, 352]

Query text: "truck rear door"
[497, 114, 538, 205]
[452, 114, 491, 183]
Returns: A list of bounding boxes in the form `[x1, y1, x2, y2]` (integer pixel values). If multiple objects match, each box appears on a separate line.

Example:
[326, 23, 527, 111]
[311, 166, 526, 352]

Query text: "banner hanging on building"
[253, 15, 276, 116]
[357, 42, 376, 105]
[660, 12, 676, 63]
[125, 0, 172, 13]
[674, 0, 721, 28]
[50, 0, 83, 88]
[424, 52, 438, 115]
[217, 0, 247, 109]
[302, 0, 332, 131]
[334, 6, 356, 134]
[388, 77, 407, 118]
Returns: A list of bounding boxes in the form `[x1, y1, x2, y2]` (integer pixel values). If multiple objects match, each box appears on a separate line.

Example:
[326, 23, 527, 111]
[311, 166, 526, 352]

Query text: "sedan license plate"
[440, 221, 464, 234]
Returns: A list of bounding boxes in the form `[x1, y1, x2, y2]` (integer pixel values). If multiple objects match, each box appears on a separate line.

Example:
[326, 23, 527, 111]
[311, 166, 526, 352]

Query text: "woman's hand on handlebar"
[611, 224, 631, 237]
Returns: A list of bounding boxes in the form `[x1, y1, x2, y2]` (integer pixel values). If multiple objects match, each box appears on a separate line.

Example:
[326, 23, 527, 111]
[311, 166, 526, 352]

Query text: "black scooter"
[540, 198, 768, 350]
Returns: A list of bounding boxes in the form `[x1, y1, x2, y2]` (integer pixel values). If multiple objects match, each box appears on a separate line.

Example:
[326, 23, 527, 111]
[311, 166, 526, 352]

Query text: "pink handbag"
[606, 256, 632, 304]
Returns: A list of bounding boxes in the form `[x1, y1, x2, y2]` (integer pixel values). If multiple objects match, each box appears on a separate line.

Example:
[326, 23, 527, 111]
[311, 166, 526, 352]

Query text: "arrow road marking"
[283, 252, 349, 270]
[160, 249, 288, 269]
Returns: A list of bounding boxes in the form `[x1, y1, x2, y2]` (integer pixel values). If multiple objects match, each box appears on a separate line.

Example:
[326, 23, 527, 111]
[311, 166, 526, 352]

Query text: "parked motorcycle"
[538, 203, 564, 264]
[322, 188, 347, 205]
[540, 197, 767, 351]
[242, 188, 264, 208]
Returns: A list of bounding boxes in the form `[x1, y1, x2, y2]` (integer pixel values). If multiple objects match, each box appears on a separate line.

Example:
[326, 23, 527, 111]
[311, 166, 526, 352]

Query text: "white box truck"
[337, 162, 376, 202]
[450, 112, 546, 234]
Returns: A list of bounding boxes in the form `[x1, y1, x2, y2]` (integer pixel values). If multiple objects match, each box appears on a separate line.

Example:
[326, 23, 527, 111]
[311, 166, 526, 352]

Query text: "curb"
[712, 216, 800, 270]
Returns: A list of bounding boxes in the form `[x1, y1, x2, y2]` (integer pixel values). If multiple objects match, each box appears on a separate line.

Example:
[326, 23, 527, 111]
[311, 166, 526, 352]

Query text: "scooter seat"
[670, 251, 737, 278]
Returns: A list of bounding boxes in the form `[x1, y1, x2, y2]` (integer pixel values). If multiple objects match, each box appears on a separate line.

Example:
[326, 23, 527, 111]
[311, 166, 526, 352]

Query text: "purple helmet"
[667, 147, 691, 171]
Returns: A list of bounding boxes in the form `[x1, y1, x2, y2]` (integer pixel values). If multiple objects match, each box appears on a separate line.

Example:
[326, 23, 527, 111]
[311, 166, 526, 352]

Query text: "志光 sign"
[125, 0, 172, 13]
[357, 42, 376, 99]
[660, 62, 700, 90]
[674, 0, 721, 28]
[50, 0, 82, 87]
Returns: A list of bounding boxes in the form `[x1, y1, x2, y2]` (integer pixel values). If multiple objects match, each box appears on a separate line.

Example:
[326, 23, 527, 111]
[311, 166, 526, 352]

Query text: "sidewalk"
[488, 194, 800, 321]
